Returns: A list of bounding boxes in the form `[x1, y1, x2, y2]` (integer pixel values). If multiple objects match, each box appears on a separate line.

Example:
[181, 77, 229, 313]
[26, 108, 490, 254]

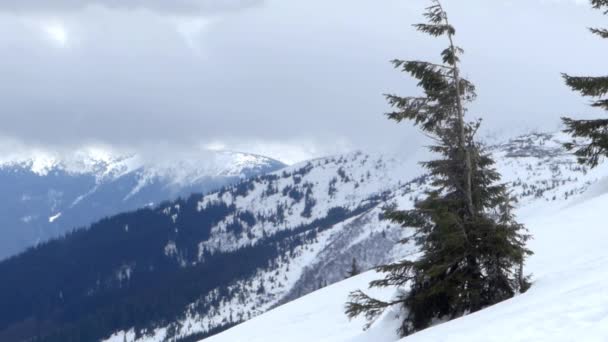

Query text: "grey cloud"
[0, 0, 606, 162]
[0, 0, 262, 15]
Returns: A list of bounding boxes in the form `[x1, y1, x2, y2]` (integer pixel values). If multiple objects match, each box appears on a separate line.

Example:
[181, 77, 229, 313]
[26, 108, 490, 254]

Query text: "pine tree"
[346, 258, 361, 278]
[562, 0, 608, 167]
[345, 1, 532, 336]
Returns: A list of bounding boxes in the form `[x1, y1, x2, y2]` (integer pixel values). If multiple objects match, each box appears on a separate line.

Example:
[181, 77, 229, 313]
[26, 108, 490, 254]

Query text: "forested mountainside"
[0, 150, 284, 260]
[207, 140, 608, 342]
[0, 132, 603, 342]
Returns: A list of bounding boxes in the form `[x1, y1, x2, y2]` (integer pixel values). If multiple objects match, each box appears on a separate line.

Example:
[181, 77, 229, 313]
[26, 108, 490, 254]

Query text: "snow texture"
[207, 133, 608, 342]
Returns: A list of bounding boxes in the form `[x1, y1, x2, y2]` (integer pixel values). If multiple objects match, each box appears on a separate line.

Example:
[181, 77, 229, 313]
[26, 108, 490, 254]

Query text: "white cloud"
[42, 22, 69, 46]
[174, 17, 216, 53]
[540, 0, 587, 5]
[219, 139, 354, 165]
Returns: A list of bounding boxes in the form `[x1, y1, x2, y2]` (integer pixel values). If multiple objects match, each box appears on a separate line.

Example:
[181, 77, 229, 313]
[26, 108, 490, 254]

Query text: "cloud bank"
[0, 0, 263, 15]
[0, 0, 606, 162]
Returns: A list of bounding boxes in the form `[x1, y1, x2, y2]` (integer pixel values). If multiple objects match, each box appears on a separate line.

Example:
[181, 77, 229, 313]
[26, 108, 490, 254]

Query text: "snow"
[164, 241, 178, 257]
[0, 146, 283, 184]
[48, 212, 62, 223]
[21, 215, 34, 223]
[206, 271, 395, 342]
[105, 329, 166, 342]
[208, 171, 608, 340]
[116, 264, 133, 283]
[196, 152, 420, 255]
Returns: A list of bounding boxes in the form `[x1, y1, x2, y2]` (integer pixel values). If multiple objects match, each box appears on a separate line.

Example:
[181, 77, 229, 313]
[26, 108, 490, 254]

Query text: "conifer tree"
[345, 1, 532, 336]
[562, 0, 608, 167]
[346, 258, 361, 278]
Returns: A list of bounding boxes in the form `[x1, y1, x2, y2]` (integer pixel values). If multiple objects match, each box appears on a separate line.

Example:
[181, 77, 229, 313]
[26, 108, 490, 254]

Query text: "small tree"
[345, 1, 532, 336]
[346, 258, 361, 278]
[562, 0, 608, 167]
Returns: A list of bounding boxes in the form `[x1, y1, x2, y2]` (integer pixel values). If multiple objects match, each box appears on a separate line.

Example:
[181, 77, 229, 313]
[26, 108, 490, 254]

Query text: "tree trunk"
[454, 65, 474, 218]
[442, 2, 475, 218]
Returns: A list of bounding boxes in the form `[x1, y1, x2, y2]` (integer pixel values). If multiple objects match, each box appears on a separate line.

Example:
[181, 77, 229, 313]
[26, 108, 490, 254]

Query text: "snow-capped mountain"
[0, 148, 285, 260]
[208, 135, 608, 342]
[0, 131, 604, 342]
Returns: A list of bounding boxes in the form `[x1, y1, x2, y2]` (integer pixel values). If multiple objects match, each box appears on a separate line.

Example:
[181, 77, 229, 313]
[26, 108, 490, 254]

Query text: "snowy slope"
[205, 271, 395, 342]
[207, 134, 608, 342]
[208, 189, 608, 342]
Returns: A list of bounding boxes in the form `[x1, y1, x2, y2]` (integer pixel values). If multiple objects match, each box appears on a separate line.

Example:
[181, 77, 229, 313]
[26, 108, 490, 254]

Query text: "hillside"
[0, 149, 419, 342]
[207, 178, 608, 342]
[0, 132, 604, 342]
[0, 149, 284, 260]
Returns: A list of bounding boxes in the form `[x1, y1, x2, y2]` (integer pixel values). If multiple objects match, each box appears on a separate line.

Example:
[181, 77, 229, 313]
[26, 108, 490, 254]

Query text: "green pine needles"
[562, 0, 608, 167]
[345, 1, 532, 336]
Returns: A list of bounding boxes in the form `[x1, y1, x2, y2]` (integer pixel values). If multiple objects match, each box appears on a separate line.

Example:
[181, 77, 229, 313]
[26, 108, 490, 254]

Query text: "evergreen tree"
[562, 0, 608, 167]
[346, 258, 361, 278]
[345, 1, 532, 336]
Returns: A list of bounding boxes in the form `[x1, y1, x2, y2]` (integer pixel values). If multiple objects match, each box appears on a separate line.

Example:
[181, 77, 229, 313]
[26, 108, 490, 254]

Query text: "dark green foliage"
[328, 177, 338, 197]
[233, 181, 255, 197]
[301, 184, 317, 218]
[285, 186, 304, 202]
[346, 258, 361, 278]
[562, 1, 608, 167]
[172, 322, 239, 342]
[346, 1, 531, 336]
[591, 0, 608, 11]
[337, 167, 350, 182]
[237, 210, 257, 227]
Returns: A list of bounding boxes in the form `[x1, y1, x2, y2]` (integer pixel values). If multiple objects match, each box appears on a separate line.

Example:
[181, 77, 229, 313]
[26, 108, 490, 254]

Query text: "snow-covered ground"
[205, 271, 394, 342]
[208, 164, 608, 341]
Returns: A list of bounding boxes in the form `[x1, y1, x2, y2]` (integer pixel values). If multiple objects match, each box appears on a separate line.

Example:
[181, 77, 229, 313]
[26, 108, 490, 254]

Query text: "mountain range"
[0, 149, 285, 260]
[0, 131, 603, 342]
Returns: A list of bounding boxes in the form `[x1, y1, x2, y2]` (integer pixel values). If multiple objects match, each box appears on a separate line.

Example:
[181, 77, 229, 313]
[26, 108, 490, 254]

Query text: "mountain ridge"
[0, 148, 286, 260]
[0, 131, 605, 342]
[207, 175, 608, 342]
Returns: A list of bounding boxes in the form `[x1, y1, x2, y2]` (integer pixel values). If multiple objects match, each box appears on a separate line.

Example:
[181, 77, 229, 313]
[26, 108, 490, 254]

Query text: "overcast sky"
[0, 0, 605, 163]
